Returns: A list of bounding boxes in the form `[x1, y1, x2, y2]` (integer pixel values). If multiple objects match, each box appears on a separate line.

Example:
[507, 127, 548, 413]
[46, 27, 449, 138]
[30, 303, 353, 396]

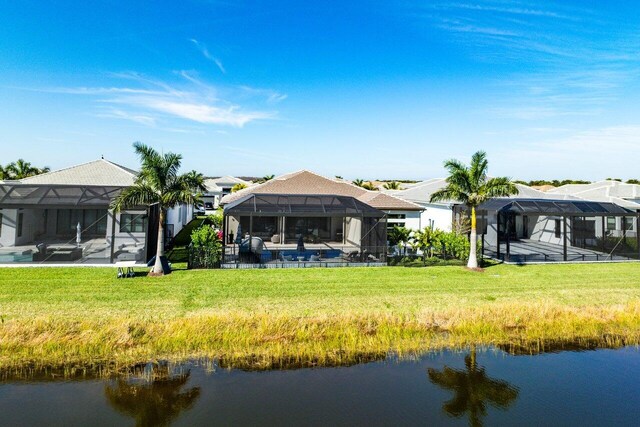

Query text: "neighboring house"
[202, 176, 252, 211]
[547, 180, 640, 235]
[0, 159, 191, 264]
[387, 178, 640, 263]
[387, 178, 580, 232]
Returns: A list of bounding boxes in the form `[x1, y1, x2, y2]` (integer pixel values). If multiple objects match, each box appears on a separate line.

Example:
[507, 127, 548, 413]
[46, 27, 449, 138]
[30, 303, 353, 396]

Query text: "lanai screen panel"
[224, 193, 384, 217]
[479, 198, 633, 216]
[0, 184, 123, 208]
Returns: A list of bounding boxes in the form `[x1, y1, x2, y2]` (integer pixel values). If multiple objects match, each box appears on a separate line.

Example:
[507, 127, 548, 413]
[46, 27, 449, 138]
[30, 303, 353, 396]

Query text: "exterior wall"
[345, 217, 362, 246]
[165, 204, 193, 239]
[385, 210, 422, 230]
[529, 215, 572, 245]
[0, 209, 17, 247]
[419, 203, 454, 231]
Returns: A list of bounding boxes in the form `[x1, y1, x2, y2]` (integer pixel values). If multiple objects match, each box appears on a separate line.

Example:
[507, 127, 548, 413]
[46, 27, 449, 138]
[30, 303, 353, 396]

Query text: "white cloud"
[190, 38, 226, 74]
[27, 71, 284, 128]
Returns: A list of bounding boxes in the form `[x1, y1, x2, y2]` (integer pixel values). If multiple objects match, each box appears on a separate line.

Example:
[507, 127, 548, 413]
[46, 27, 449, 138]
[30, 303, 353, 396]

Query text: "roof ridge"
[18, 158, 105, 182]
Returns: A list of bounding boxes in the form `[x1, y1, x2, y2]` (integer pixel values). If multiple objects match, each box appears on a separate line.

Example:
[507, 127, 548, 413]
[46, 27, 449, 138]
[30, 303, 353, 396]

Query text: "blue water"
[1, 346, 639, 426]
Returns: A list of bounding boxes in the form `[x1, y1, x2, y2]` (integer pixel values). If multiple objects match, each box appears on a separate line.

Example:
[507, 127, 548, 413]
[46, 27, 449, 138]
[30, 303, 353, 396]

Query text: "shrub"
[188, 226, 222, 269]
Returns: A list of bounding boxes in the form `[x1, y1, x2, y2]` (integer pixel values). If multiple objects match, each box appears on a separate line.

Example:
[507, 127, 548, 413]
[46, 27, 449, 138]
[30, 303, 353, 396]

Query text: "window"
[239, 216, 278, 239]
[17, 212, 24, 238]
[554, 219, 561, 238]
[56, 209, 108, 235]
[120, 213, 147, 233]
[284, 217, 331, 243]
[387, 213, 406, 220]
[0, 211, 3, 237]
[607, 217, 616, 231]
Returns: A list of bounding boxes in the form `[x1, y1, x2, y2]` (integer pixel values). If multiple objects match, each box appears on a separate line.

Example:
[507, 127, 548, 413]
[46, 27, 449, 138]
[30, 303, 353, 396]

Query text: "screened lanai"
[222, 193, 387, 267]
[472, 198, 640, 263]
[0, 183, 155, 264]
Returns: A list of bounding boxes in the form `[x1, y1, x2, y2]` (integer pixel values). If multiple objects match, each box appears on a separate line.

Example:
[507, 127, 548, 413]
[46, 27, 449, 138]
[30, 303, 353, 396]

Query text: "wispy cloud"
[190, 38, 226, 74]
[28, 71, 284, 128]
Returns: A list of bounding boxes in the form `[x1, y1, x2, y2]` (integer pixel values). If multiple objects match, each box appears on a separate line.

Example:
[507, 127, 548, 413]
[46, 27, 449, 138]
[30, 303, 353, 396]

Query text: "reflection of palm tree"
[105, 363, 201, 427]
[428, 348, 518, 427]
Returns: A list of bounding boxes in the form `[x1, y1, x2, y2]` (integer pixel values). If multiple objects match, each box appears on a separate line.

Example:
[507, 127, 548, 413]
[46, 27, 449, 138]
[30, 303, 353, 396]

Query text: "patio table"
[115, 260, 137, 278]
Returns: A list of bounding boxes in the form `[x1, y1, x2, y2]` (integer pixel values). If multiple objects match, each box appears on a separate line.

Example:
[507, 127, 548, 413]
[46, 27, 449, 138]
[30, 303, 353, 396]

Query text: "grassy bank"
[1, 263, 640, 369]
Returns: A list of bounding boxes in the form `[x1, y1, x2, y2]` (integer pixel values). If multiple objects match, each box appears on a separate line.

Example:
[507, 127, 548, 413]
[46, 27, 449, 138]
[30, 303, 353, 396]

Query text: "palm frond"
[469, 151, 488, 191]
[484, 177, 519, 198]
[110, 185, 160, 212]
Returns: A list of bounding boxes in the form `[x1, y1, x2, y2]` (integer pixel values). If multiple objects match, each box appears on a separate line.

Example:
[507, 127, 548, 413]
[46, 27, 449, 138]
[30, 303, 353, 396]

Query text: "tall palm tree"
[111, 142, 206, 276]
[430, 151, 518, 269]
[428, 347, 519, 427]
[5, 159, 50, 179]
[383, 181, 401, 190]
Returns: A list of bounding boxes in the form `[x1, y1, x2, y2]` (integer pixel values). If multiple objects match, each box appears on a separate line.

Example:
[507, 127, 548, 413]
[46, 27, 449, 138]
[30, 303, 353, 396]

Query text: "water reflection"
[104, 362, 201, 427]
[428, 347, 519, 427]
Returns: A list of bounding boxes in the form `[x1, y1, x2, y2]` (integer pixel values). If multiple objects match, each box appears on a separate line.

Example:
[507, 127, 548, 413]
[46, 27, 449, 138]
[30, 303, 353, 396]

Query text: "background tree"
[388, 226, 411, 255]
[111, 142, 206, 276]
[256, 174, 275, 184]
[383, 181, 401, 190]
[361, 181, 378, 191]
[231, 183, 247, 193]
[4, 159, 50, 179]
[430, 151, 518, 269]
[352, 178, 365, 187]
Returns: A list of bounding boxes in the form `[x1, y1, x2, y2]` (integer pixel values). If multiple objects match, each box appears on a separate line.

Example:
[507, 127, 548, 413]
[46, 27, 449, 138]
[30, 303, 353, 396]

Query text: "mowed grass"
[1, 263, 640, 369]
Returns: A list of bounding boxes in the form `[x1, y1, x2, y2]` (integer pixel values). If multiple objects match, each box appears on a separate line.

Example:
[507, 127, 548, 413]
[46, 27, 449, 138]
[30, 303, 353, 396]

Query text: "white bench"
[115, 261, 137, 278]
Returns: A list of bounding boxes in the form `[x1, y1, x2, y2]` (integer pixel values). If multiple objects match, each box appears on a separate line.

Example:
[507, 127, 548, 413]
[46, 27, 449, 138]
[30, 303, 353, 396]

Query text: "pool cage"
[460, 198, 640, 263]
[222, 193, 388, 268]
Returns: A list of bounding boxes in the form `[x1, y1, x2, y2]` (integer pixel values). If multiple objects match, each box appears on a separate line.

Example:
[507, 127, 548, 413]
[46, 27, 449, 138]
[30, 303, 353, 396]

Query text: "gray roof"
[387, 179, 569, 205]
[548, 180, 640, 210]
[16, 159, 137, 187]
[204, 176, 251, 191]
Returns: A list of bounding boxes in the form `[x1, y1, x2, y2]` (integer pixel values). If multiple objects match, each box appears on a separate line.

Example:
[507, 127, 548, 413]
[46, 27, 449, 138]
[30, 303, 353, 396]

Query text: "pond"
[1, 346, 639, 426]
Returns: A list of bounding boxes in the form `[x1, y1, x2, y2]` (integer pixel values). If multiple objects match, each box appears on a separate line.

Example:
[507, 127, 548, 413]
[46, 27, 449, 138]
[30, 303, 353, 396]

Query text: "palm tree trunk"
[468, 206, 478, 269]
[153, 208, 165, 275]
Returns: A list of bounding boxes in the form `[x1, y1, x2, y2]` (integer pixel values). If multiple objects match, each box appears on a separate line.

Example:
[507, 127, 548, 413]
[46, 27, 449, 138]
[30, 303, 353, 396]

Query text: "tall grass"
[1, 263, 640, 370]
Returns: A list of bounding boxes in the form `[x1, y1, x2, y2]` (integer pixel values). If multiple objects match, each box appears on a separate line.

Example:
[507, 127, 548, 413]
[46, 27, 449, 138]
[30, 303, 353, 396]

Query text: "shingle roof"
[220, 170, 422, 211]
[16, 159, 137, 187]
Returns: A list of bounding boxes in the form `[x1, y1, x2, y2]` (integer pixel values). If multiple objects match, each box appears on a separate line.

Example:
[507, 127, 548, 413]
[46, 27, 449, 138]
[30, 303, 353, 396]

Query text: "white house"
[202, 176, 252, 211]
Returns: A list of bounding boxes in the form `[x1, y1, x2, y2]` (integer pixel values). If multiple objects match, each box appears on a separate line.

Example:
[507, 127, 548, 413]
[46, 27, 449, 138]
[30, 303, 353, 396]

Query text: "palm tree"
[111, 142, 206, 276]
[428, 347, 519, 427]
[383, 181, 401, 190]
[5, 159, 50, 179]
[430, 151, 518, 269]
[352, 178, 365, 187]
[231, 183, 247, 193]
[361, 181, 379, 191]
[256, 174, 275, 184]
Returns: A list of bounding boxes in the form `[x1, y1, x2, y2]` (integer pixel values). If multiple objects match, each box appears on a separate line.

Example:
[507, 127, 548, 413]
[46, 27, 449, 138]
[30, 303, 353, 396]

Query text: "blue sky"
[2, 1, 640, 180]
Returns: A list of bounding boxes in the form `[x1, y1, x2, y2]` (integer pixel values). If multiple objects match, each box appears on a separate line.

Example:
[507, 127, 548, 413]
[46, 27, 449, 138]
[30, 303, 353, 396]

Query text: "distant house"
[0, 159, 192, 264]
[219, 170, 422, 266]
[202, 176, 252, 211]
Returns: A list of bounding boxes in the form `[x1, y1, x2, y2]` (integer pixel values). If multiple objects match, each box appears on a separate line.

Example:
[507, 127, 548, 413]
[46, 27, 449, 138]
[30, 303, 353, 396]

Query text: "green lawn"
[1, 263, 639, 369]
